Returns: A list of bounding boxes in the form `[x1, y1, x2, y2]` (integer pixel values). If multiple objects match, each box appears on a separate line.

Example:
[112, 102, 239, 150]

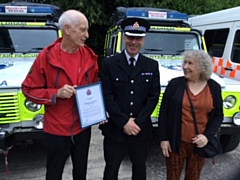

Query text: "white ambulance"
[0, 1, 62, 151]
[188, 6, 240, 81]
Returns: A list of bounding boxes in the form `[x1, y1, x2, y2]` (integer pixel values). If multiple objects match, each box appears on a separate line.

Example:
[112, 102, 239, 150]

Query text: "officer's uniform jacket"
[100, 51, 160, 143]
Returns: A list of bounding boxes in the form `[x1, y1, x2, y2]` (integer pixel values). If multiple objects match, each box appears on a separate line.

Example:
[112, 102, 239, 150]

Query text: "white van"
[188, 6, 240, 81]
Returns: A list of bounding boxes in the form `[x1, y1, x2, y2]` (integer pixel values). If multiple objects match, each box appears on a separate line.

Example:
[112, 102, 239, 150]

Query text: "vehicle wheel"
[220, 133, 240, 153]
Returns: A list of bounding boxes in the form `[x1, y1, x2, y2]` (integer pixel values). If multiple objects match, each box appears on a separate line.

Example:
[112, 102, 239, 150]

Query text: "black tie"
[129, 58, 135, 71]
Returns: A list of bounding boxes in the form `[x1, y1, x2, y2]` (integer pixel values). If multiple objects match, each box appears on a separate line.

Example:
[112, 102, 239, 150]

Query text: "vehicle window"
[0, 28, 58, 53]
[110, 36, 116, 50]
[231, 30, 240, 63]
[204, 28, 229, 57]
[114, 35, 118, 53]
[109, 32, 120, 55]
[141, 32, 200, 55]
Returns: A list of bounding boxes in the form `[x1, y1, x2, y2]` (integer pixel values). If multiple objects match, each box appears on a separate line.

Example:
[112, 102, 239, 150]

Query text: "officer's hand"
[99, 112, 109, 125]
[57, 84, 76, 99]
[123, 118, 141, 136]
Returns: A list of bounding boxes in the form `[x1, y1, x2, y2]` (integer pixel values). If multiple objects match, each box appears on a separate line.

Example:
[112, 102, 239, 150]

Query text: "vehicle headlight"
[233, 113, 240, 126]
[223, 95, 236, 109]
[25, 100, 42, 112]
[33, 114, 44, 129]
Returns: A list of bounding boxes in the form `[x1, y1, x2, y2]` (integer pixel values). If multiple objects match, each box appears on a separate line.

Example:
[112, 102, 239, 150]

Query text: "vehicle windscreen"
[141, 32, 200, 55]
[0, 27, 58, 53]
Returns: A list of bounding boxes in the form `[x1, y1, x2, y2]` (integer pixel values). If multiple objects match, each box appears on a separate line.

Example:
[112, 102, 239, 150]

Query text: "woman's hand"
[160, 141, 172, 157]
[192, 134, 208, 148]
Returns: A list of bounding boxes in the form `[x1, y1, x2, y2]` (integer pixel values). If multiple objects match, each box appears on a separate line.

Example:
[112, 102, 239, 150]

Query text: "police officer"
[100, 17, 160, 180]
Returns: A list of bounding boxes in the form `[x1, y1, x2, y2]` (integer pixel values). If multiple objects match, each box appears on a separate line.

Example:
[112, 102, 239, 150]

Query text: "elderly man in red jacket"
[22, 9, 98, 180]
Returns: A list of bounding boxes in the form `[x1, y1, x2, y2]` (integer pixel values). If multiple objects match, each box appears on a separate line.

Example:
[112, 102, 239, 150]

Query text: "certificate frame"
[74, 82, 107, 128]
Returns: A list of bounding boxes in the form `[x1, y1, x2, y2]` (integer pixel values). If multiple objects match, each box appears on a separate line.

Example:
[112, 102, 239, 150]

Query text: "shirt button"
[130, 102, 133, 105]
[116, 78, 119, 81]
[131, 80, 134, 84]
[146, 79, 149, 82]
[130, 112, 133, 116]
[130, 91, 134, 95]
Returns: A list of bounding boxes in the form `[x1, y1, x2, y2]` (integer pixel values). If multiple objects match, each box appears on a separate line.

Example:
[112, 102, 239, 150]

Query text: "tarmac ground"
[0, 125, 240, 180]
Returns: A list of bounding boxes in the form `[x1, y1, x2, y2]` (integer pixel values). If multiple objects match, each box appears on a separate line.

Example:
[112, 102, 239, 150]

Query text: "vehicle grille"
[0, 93, 20, 122]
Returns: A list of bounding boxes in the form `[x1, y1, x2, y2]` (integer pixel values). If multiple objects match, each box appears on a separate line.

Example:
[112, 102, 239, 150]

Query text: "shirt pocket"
[138, 75, 152, 85]
[138, 75, 153, 93]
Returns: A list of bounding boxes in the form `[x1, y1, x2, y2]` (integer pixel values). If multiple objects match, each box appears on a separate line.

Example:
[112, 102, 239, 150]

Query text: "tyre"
[220, 133, 240, 153]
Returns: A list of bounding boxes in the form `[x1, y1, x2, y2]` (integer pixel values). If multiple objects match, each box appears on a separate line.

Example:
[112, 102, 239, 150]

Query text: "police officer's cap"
[120, 17, 150, 37]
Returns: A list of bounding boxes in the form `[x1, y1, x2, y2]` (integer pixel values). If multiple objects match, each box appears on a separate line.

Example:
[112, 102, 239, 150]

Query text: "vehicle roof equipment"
[0, 1, 63, 22]
[110, 6, 189, 28]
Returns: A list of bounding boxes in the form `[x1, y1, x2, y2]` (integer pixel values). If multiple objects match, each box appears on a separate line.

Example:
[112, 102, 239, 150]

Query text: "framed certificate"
[75, 82, 107, 128]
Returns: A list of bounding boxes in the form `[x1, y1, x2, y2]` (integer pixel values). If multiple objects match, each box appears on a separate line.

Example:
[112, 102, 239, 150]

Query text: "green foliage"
[0, 0, 9, 2]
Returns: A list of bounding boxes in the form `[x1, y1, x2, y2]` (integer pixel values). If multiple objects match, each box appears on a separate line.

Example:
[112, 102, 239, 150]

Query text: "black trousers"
[103, 137, 149, 180]
[44, 127, 91, 180]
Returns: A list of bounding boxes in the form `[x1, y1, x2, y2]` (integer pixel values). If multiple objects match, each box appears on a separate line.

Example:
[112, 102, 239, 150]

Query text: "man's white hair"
[58, 10, 80, 31]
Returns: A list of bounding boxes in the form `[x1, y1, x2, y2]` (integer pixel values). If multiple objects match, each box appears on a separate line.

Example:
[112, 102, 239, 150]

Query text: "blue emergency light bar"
[125, 9, 188, 21]
[28, 6, 53, 14]
[0, 5, 53, 15]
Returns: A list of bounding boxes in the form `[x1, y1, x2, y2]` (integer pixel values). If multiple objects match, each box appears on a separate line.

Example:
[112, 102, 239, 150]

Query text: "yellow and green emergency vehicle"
[104, 7, 240, 153]
[0, 1, 62, 150]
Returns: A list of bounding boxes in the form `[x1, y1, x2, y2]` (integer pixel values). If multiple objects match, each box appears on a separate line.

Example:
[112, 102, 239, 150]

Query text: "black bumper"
[219, 125, 240, 135]
[0, 129, 44, 150]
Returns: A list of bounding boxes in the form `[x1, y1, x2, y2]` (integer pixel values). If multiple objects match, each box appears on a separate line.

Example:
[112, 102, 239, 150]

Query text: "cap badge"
[133, 21, 139, 30]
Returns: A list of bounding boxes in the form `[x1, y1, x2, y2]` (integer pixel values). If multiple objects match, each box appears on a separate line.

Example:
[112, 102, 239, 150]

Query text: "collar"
[124, 50, 139, 65]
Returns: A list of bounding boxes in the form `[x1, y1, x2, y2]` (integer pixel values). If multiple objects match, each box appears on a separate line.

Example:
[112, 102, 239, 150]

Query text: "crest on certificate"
[87, 89, 91, 95]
